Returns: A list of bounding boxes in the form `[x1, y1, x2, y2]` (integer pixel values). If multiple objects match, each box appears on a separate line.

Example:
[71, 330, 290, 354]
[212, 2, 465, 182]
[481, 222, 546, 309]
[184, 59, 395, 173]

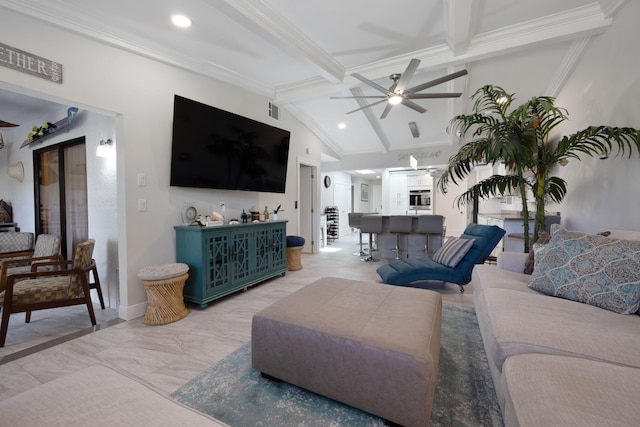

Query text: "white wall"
[0, 9, 324, 319]
[553, 1, 640, 233]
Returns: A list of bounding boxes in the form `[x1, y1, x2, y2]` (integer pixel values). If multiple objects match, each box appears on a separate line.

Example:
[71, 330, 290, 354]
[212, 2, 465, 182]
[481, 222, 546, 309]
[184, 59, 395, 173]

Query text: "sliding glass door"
[34, 137, 88, 259]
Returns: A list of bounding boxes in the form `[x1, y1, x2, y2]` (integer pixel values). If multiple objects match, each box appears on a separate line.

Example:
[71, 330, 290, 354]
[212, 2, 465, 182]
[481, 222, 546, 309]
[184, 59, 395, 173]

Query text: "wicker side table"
[138, 263, 189, 325]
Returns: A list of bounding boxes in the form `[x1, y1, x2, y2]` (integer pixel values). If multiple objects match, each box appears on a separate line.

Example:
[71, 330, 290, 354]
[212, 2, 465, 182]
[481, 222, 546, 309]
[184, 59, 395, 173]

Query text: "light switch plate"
[137, 173, 146, 186]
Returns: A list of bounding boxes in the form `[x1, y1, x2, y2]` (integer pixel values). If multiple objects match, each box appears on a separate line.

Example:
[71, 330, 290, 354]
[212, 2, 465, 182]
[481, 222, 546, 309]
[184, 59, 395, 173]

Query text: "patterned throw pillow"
[528, 225, 640, 314]
[432, 237, 475, 268]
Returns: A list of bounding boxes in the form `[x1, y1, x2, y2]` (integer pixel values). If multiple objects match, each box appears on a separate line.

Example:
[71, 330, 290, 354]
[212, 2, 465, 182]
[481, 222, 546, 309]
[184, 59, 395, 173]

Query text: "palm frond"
[453, 174, 523, 208]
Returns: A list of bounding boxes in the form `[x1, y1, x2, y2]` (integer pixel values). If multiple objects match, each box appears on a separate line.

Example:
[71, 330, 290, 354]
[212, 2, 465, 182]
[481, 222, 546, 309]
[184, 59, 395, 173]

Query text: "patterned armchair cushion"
[0, 232, 34, 254]
[69, 239, 95, 295]
[0, 277, 74, 305]
[32, 234, 62, 258]
[528, 225, 640, 314]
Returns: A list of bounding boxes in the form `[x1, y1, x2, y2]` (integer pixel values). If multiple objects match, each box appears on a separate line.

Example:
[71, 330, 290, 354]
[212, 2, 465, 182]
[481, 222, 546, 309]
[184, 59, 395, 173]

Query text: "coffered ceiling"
[0, 0, 626, 171]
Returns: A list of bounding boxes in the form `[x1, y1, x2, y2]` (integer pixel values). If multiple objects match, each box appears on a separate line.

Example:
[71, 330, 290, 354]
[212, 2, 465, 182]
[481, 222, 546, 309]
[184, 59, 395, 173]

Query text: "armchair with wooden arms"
[0, 234, 62, 278]
[0, 239, 97, 347]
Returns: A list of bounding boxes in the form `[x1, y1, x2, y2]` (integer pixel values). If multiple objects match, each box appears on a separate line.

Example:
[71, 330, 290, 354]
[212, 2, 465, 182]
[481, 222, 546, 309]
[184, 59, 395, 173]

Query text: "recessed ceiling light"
[356, 169, 375, 174]
[338, 123, 346, 129]
[172, 15, 192, 28]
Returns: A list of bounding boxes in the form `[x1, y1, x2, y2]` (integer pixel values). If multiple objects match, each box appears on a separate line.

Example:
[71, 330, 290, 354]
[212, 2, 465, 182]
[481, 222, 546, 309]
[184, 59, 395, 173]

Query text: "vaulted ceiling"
[0, 0, 626, 172]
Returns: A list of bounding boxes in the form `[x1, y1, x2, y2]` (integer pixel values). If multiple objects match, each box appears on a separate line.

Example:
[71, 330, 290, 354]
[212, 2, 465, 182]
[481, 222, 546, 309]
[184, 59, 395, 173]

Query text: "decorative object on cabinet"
[181, 205, 197, 225]
[20, 107, 79, 148]
[439, 85, 640, 252]
[7, 162, 23, 182]
[175, 221, 287, 308]
[324, 206, 339, 242]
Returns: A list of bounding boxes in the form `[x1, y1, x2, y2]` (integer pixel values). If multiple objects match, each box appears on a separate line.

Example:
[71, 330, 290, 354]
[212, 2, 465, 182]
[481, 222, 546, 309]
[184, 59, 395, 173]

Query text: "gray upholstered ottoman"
[251, 276, 442, 427]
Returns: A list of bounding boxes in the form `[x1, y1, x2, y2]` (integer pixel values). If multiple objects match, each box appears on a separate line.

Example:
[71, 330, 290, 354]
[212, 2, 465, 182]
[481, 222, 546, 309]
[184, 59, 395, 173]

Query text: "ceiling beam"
[220, 0, 345, 85]
[443, 0, 479, 55]
[275, 3, 611, 103]
[350, 88, 391, 153]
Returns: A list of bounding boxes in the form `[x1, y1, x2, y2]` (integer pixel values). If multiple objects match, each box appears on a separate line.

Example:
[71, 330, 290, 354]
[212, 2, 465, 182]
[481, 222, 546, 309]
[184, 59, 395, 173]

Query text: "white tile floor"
[0, 230, 476, 402]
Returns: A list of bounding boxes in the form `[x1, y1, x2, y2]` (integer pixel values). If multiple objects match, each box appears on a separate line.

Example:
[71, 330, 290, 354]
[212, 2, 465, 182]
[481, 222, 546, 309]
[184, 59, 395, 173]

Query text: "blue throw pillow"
[433, 237, 475, 268]
[528, 225, 640, 314]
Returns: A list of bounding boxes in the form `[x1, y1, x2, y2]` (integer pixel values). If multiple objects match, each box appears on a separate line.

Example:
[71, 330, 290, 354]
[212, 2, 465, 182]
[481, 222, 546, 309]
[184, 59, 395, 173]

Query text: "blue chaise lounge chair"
[376, 223, 506, 292]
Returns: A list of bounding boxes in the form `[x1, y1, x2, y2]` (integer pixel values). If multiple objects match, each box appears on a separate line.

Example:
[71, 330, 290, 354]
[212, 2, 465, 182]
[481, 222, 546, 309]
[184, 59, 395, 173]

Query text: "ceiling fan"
[331, 59, 468, 119]
[0, 120, 18, 128]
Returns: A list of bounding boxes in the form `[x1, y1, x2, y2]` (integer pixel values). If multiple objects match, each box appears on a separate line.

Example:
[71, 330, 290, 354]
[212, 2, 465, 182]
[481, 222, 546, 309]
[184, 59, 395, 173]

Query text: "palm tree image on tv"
[438, 85, 640, 252]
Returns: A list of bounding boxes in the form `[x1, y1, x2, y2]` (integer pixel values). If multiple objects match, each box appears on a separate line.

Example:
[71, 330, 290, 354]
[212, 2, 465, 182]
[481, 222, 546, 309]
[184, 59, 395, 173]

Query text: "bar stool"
[348, 213, 367, 256]
[360, 215, 382, 262]
[388, 216, 414, 259]
[417, 215, 445, 258]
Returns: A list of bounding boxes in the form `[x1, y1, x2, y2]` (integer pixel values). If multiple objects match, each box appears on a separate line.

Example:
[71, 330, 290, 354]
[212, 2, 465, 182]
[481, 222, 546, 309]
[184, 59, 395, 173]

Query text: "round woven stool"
[286, 236, 305, 271]
[138, 263, 189, 325]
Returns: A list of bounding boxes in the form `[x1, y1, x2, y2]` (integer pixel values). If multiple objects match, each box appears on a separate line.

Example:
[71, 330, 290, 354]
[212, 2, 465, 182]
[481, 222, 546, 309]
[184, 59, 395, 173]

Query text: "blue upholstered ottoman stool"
[286, 236, 305, 271]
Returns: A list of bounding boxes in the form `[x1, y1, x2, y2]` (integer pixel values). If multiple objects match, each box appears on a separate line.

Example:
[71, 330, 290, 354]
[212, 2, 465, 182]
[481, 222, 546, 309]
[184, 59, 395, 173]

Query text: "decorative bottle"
[263, 206, 270, 221]
[241, 209, 248, 223]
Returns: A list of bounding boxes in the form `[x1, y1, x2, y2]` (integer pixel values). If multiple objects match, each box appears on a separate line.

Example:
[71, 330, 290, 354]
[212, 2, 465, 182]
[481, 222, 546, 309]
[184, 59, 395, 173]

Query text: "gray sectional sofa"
[473, 227, 640, 426]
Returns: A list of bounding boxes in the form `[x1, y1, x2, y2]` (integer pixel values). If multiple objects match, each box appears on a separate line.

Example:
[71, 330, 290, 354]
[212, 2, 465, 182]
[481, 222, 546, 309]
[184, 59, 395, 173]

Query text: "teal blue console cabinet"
[174, 221, 287, 308]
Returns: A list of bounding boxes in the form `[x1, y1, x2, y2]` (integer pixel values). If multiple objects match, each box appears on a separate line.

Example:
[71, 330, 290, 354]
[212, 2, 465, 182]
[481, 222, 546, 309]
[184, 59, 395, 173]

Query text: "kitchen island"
[361, 214, 444, 260]
[477, 212, 560, 253]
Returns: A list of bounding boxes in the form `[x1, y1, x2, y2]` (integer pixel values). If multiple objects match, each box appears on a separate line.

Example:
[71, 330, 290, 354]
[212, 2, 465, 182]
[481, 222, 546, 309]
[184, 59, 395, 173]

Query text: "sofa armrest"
[497, 252, 529, 273]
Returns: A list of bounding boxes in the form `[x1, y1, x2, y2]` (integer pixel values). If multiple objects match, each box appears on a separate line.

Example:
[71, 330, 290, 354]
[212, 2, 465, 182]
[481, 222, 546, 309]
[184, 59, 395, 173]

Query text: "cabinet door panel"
[206, 233, 230, 296]
[231, 228, 252, 284]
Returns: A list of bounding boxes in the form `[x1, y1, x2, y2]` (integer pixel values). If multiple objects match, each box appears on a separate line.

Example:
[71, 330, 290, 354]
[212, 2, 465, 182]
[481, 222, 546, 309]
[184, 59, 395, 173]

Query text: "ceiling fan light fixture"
[172, 14, 192, 28]
[388, 95, 403, 105]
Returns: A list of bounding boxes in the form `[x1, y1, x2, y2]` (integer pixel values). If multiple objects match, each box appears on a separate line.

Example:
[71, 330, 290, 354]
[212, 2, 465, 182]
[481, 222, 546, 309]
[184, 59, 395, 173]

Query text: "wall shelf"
[20, 107, 79, 148]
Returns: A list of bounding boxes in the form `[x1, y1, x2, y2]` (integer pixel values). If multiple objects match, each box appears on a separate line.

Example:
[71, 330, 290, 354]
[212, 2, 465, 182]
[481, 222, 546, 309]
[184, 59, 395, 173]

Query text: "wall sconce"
[7, 161, 24, 182]
[558, 158, 569, 167]
[96, 139, 113, 157]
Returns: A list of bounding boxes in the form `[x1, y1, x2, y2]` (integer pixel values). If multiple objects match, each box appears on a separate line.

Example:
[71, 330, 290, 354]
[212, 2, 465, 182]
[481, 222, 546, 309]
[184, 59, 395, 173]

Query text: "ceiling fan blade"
[406, 92, 463, 99]
[405, 69, 468, 94]
[395, 58, 421, 93]
[0, 120, 19, 127]
[345, 99, 389, 115]
[379, 103, 394, 119]
[330, 96, 388, 99]
[401, 99, 427, 114]
[352, 73, 390, 95]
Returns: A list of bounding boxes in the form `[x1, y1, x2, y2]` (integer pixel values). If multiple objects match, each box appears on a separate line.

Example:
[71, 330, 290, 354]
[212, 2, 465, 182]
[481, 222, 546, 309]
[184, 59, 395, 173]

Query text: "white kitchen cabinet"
[407, 173, 432, 187]
[388, 173, 408, 214]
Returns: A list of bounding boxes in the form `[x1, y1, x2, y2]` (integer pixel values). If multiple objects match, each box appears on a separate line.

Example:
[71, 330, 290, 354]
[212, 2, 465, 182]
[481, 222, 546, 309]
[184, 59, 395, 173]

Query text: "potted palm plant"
[438, 85, 640, 252]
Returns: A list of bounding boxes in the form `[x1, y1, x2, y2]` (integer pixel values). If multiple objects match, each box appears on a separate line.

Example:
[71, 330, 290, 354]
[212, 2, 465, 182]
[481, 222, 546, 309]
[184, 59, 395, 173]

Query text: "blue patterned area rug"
[171, 304, 503, 426]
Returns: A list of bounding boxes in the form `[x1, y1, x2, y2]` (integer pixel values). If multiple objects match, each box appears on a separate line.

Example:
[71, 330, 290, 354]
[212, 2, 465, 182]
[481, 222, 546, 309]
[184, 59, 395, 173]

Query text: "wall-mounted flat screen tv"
[170, 95, 290, 193]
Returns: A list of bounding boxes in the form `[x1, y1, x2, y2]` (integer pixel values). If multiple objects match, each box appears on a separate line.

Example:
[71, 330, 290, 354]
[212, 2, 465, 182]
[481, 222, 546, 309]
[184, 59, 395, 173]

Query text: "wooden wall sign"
[0, 42, 63, 84]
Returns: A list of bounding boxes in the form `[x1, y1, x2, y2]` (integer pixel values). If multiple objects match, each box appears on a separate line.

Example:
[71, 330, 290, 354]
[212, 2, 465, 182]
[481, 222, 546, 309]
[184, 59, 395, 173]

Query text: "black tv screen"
[170, 95, 290, 193]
